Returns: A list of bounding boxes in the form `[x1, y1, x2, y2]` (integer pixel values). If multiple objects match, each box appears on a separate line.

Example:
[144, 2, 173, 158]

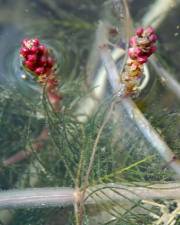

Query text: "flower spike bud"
[19, 38, 62, 110]
[19, 38, 57, 85]
[136, 27, 144, 37]
[122, 26, 158, 96]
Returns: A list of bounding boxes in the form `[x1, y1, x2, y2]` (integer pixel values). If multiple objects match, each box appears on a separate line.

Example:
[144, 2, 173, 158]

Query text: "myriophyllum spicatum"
[121, 26, 158, 96]
[19, 38, 62, 110]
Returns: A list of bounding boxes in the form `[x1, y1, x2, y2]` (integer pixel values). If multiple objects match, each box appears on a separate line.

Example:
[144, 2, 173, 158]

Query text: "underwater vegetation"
[0, 0, 180, 224]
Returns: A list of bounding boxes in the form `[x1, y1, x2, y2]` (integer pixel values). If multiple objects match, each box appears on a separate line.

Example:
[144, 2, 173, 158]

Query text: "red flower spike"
[35, 67, 45, 75]
[24, 60, 35, 71]
[32, 38, 40, 47]
[30, 46, 39, 54]
[130, 63, 138, 71]
[47, 57, 54, 67]
[20, 47, 30, 57]
[27, 54, 37, 63]
[122, 26, 157, 96]
[22, 38, 29, 47]
[128, 48, 136, 59]
[136, 27, 144, 37]
[20, 38, 55, 76]
[150, 45, 157, 54]
[145, 26, 155, 35]
[38, 45, 46, 54]
[47, 79, 58, 88]
[39, 56, 47, 66]
[129, 36, 137, 47]
[137, 56, 148, 64]
[20, 38, 61, 110]
[149, 33, 158, 43]
[48, 92, 62, 103]
[134, 47, 142, 57]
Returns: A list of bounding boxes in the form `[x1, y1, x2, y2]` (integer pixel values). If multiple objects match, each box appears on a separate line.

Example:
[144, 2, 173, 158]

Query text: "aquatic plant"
[121, 26, 158, 96]
[0, 0, 180, 225]
[20, 38, 62, 110]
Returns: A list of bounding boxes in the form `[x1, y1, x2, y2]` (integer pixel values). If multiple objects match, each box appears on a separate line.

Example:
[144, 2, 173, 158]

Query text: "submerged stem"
[0, 188, 75, 209]
[149, 56, 180, 100]
[85, 183, 180, 204]
[83, 101, 115, 190]
[78, 101, 115, 224]
[100, 43, 180, 176]
[1, 183, 180, 209]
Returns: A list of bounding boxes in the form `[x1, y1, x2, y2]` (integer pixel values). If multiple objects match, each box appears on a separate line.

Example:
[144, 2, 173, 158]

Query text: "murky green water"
[0, 0, 180, 225]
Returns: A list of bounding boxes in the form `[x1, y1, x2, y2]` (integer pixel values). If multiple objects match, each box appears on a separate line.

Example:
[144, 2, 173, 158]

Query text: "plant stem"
[2, 127, 49, 167]
[78, 101, 115, 225]
[0, 188, 74, 209]
[85, 183, 180, 204]
[141, 0, 179, 28]
[1, 183, 180, 209]
[100, 44, 180, 176]
[121, 98, 180, 175]
[149, 56, 180, 100]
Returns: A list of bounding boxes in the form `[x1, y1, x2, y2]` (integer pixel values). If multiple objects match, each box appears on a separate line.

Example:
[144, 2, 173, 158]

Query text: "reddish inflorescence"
[20, 38, 62, 111]
[19, 38, 57, 86]
[122, 26, 158, 96]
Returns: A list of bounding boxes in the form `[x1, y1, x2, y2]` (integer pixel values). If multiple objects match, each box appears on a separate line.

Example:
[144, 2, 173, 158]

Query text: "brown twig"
[2, 88, 62, 168]
[2, 127, 49, 167]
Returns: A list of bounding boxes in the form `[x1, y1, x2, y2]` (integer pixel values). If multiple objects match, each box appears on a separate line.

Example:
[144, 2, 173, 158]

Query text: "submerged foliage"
[0, 0, 180, 225]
